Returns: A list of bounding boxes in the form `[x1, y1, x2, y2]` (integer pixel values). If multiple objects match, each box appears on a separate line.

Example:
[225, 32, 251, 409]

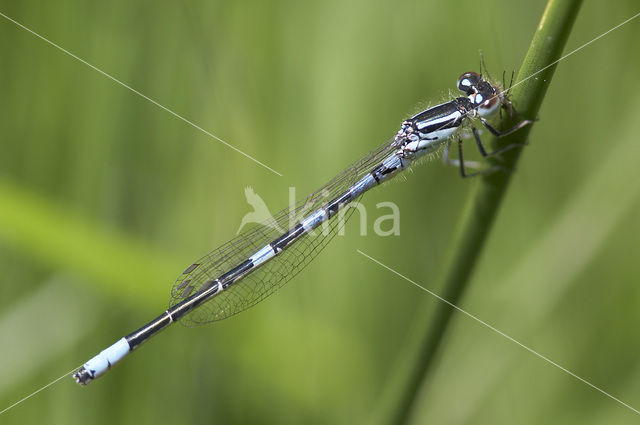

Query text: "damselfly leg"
[442, 115, 532, 178]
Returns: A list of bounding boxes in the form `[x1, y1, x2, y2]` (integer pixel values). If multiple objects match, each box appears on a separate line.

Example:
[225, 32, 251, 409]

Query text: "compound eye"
[477, 94, 500, 117]
[457, 71, 481, 95]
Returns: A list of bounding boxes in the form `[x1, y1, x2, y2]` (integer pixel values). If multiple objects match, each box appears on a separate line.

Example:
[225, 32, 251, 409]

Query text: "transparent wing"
[169, 137, 399, 326]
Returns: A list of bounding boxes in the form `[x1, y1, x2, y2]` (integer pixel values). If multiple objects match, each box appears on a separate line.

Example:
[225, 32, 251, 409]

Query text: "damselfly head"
[457, 71, 501, 117]
[470, 88, 501, 117]
[457, 71, 482, 96]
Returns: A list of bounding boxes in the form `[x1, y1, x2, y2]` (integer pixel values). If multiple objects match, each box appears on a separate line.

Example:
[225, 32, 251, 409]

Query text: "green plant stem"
[374, 1, 583, 424]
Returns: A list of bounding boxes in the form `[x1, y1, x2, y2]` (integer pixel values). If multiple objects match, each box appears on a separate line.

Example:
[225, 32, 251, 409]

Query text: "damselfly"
[73, 71, 531, 385]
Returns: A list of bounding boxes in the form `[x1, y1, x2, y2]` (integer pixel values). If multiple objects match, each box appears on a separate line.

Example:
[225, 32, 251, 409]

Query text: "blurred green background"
[1, 1, 640, 424]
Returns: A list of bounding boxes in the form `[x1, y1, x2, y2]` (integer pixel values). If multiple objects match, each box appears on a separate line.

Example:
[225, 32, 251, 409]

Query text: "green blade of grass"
[0, 177, 178, 308]
[373, 0, 584, 423]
